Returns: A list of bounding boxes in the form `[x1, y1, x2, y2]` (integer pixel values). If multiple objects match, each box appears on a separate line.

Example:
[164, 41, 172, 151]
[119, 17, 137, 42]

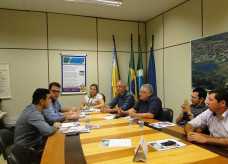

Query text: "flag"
[128, 34, 138, 101]
[111, 36, 119, 100]
[136, 35, 144, 96]
[148, 44, 157, 96]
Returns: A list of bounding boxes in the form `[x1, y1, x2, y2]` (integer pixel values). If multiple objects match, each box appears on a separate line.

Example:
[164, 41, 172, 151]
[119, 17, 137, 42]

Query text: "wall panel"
[164, 44, 192, 121]
[48, 13, 97, 50]
[164, 0, 201, 47]
[97, 19, 138, 52]
[0, 10, 47, 49]
[0, 49, 48, 124]
[146, 16, 163, 51]
[203, 0, 228, 36]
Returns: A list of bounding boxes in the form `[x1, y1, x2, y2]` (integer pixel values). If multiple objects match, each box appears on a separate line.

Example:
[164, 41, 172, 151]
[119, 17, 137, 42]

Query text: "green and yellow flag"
[128, 34, 138, 101]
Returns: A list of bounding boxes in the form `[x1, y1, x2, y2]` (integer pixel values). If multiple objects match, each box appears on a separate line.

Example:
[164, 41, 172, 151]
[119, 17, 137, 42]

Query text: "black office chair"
[0, 129, 14, 163]
[6, 144, 37, 164]
[100, 93, 106, 102]
[163, 108, 174, 122]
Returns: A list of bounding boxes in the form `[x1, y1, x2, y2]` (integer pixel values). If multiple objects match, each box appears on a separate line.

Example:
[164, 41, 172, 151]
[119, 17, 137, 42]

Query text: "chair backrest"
[100, 93, 106, 102]
[0, 129, 14, 160]
[163, 108, 174, 122]
[6, 144, 35, 164]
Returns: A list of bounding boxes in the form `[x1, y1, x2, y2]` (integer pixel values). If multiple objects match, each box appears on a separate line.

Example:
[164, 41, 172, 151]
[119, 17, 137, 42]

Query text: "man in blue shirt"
[43, 82, 79, 117]
[100, 80, 135, 113]
[118, 84, 164, 120]
[15, 88, 62, 151]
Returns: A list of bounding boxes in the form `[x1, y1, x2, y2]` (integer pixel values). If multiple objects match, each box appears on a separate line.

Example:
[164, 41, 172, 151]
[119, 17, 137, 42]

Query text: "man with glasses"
[176, 88, 207, 127]
[100, 80, 135, 113]
[118, 84, 164, 120]
[43, 82, 78, 117]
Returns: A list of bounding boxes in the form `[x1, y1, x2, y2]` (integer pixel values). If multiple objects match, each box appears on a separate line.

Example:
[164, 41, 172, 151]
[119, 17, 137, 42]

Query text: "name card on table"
[133, 136, 148, 162]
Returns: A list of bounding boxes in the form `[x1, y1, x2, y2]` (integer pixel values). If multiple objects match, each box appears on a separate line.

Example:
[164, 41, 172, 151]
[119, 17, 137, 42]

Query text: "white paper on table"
[122, 116, 139, 120]
[100, 139, 131, 147]
[148, 139, 186, 151]
[102, 115, 115, 120]
[60, 126, 89, 134]
[149, 122, 176, 128]
[60, 122, 80, 128]
[87, 108, 100, 112]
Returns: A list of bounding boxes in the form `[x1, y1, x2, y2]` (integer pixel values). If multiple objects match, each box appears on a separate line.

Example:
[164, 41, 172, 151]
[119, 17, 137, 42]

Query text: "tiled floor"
[0, 154, 7, 164]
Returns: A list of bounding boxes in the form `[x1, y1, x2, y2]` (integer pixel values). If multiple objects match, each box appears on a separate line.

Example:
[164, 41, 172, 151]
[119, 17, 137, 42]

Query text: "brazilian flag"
[128, 34, 138, 101]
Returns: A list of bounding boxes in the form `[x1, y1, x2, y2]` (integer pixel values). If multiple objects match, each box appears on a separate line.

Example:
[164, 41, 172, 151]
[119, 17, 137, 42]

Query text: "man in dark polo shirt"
[176, 87, 207, 127]
[118, 84, 164, 121]
[101, 80, 135, 113]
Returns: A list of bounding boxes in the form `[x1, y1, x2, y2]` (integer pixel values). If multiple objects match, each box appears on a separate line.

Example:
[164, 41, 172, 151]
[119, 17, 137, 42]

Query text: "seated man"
[14, 88, 78, 152]
[100, 80, 135, 113]
[176, 88, 208, 127]
[185, 88, 228, 147]
[43, 82, 78, 117]
[118, 84, 165, 120]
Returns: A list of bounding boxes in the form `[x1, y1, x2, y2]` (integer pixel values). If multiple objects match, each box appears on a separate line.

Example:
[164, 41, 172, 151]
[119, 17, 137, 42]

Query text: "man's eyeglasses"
[140, 91, 148, 94]
[50, 90, 61, 94]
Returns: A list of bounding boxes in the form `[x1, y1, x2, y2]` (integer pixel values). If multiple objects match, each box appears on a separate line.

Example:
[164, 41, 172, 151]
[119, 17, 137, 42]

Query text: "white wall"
[0, 9, 146, 125]
[146, 0, 228, 122]
[1, 0, 228, 125]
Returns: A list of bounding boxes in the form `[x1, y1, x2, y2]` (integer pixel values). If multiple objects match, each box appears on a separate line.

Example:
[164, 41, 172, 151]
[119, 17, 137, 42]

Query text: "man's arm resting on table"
[185, 123, 196, 134]
[126, 109, 155, 119]
[100, 105, 118, 113]
[185, 123, 228, 147]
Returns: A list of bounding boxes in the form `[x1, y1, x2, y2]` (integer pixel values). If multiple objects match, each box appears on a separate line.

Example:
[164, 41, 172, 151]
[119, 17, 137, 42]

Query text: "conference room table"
[41, 111, 228, 164]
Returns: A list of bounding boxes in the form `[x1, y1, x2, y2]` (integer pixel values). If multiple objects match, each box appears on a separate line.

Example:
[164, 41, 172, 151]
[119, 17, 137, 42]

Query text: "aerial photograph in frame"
[191, 32, 228, 90]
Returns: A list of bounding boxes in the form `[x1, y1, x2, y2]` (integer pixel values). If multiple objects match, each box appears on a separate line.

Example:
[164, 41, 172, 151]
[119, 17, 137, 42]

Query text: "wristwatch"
[188, 114, 194, 117]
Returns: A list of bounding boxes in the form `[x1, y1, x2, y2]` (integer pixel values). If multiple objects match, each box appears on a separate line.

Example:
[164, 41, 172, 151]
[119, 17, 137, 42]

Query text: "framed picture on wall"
[61, 54, 87, 94]
[191, 32, 228, 90]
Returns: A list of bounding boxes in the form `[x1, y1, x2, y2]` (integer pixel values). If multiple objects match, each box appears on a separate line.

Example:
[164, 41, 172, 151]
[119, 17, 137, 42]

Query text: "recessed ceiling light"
[65, 0, 123, 7]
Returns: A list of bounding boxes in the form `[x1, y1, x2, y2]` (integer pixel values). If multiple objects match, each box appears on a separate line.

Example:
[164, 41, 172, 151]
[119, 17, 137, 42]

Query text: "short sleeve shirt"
[133, 95, 165, 121]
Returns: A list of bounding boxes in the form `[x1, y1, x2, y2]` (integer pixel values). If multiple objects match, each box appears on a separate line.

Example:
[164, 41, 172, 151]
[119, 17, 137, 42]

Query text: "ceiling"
[0, 0, 187, 22]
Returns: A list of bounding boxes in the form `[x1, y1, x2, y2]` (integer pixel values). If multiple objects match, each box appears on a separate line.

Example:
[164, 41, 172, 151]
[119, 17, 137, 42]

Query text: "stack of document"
[149, 122, 176, 128]
[122, 116, 139, 120]
[60, 122, 80, 128]
[59, 126, 89, 134]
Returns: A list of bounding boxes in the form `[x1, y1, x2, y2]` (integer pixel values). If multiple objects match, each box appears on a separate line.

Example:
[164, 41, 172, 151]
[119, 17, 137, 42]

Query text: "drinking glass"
[138, 121, 144, 129]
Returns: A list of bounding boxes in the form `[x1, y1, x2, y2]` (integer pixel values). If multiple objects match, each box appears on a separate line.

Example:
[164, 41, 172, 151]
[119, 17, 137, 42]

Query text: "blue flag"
[148, 46, 157, 96]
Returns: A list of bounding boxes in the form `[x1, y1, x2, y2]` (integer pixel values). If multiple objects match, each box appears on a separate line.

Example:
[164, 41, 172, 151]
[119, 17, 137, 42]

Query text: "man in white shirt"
[185, 88, 228, 147]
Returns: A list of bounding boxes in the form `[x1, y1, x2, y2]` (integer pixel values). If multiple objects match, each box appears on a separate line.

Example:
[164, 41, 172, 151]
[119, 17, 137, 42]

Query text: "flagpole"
[152, 35, 154, 50]
[113, 35, 120, 80]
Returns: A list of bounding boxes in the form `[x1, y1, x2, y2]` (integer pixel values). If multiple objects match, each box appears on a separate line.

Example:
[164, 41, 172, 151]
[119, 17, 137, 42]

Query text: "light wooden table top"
[41, 112, 228, 164]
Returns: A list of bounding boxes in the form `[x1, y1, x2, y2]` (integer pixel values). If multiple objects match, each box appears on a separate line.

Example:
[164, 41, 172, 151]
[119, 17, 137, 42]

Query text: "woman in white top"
[80, 84, 104, 109]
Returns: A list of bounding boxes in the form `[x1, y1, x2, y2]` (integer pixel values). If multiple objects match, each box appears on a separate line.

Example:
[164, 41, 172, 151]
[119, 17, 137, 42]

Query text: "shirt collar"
[221, 109, 228, 118]
[142, 95, 154, 103]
